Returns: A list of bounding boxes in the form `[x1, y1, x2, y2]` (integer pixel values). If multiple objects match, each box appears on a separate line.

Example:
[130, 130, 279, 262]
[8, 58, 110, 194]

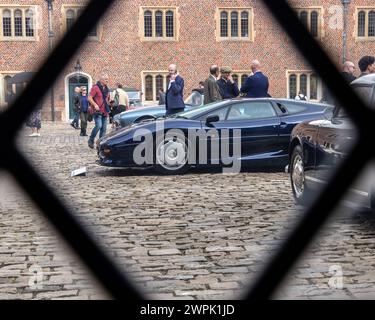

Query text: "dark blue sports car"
[97, 98, 332, 174]
[288, 74, 375, 211]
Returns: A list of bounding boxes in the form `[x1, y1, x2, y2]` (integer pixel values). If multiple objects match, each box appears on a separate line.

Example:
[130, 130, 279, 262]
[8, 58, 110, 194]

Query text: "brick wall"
[0, 0, 374, 121]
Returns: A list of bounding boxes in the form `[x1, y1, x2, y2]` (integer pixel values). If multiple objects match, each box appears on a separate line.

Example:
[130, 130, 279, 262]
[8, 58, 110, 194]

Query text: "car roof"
[351, 74, 375, 85]
[224, 97, 329, 106]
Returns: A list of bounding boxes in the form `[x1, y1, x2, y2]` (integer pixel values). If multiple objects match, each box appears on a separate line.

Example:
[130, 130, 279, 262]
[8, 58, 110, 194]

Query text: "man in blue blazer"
[166, 64, 185, 116]
[240, 60, 270, 98]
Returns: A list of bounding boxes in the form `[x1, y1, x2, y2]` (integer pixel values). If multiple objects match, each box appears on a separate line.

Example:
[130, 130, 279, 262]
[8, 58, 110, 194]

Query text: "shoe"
[75, 126, 80, 130]
[80, 132, 84, 136]
[29, 133, 37, 137]
[70, 123, 75, 129]
[35, 133, 40, 137]
[88, 140, 94, 149]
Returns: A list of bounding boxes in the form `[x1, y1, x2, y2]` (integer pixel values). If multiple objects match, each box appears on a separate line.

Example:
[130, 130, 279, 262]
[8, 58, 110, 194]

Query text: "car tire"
[154, 131, 189, 175]
[290, 145, 310, 205]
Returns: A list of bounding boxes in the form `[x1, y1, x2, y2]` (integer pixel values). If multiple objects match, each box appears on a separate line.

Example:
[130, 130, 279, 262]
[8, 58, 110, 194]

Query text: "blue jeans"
[72, 111, 80, 127]
[89, 114, 107, 143]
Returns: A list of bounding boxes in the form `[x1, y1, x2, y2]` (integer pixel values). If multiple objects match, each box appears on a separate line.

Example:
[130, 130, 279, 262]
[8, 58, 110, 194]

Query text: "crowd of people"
[321, 55, 375, 105]
[38, 55, 373, 147]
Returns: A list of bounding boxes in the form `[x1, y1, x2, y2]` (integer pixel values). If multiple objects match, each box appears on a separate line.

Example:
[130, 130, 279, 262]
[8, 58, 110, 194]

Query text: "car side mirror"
[206, 115, 220, 125]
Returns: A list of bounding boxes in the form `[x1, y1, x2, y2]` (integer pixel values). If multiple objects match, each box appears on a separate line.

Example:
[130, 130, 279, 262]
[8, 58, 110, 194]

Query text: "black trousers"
[80, 112, 88, 133]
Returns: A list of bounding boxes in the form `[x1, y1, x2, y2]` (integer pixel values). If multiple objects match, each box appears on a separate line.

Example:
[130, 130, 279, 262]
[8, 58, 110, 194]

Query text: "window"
[166, 11, 174, 37]
[280, 101, 308, 114]
[287, 71, 322, 101]
[200, 107, 228, 121]
[227, 102, 276, 120]
[155, 11, 163, 37]
[231, 71, 251, 89]
[0, 72, 23, 108]
[356, 8, 375, 40]
[0, 6, 38, 40]
[144, 11, 152, 37]
[66, 10, 75, 31]
[220, 12, 228, 37]
[142, 72, 170, 102]
[25, 9, 34, 37]
[62, 6, 101, 40]
[217, 8, 253, 41]
[295, 8, 322, 39]
[141, 7, 178, 41]
[2, 9, 11, 37]
[231, 12, 238, 37]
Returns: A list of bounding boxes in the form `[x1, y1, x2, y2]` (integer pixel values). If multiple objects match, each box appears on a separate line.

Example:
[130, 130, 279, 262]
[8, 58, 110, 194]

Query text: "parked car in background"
[98, 97, 332, 174]
[288, 73, 375, 211]
[113, 89, 204, 128]
[109, 87, 143, 108]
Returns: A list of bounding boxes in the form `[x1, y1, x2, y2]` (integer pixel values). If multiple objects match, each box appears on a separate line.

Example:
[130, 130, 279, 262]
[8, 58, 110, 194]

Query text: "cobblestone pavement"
[0, 121, 375, 299]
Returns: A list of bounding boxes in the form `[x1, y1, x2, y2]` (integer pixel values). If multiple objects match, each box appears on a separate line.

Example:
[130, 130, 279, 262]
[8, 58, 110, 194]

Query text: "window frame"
[295, 7, 324, 40]
[0, 71, 22, 108]
[0, 5, 39, 41]
[286, 70, 322, 101]
[140, 7, 179, 42]
[1, 0, 373, 302]
[355, 7, 375, 41]
[231, 70, 252, 89]
[216, 7, 254, 42]
[61, 4, 102, 42]
[141, 71, 170, 103]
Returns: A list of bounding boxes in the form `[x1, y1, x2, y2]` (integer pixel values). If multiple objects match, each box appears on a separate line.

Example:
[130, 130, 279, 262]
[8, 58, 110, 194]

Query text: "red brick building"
[0, 0, 374, 121]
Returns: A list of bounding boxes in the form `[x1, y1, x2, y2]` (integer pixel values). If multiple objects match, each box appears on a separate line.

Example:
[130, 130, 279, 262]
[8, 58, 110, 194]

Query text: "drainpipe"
[46, 0, 55, 121]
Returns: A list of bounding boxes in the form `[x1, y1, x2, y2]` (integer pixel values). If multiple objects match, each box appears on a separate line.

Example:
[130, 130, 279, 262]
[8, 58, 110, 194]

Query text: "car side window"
[227, 102, 276, 120]
[199, 107, 228, 121]
[280, 101, 308, 114]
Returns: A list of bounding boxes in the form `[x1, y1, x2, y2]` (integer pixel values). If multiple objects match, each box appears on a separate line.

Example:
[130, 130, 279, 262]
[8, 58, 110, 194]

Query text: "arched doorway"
[65, 72, 92, 121]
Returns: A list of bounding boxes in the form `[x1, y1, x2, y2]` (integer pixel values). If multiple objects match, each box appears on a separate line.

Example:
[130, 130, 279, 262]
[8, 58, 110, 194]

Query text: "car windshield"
[169, 101, 230, 119]
[352, 85, 374, 109]
[334, 84, 374, 118]
[184, 91, 203, 106]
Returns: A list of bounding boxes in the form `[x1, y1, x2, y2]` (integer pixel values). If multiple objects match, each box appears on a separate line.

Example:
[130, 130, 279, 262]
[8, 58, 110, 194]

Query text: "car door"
[201, 100, 281, 164]
[314, 110, 357, 192]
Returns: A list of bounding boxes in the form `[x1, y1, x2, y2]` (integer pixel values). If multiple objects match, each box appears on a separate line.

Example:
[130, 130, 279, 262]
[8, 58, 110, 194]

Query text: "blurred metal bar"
[0, 0, 144, 299]
[4, 145, 144, 299]
[245, 0, 374, 300]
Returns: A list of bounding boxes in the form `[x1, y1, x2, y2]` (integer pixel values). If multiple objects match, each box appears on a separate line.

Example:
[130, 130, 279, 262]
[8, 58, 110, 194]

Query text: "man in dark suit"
[165, 64, 185, 116]
[217, 66, 240, 99]
[204, 65, 222, 104]
[240, 60, 269, 98]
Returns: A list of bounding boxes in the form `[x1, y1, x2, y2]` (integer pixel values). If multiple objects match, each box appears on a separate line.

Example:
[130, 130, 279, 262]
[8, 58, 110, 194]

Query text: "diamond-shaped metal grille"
[0, 0, 372, 300]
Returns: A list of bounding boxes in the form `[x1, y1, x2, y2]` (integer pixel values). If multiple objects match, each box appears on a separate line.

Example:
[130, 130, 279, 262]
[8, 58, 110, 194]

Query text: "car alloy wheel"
[155, 132, 189, 174]
[290, 145, 307, 203]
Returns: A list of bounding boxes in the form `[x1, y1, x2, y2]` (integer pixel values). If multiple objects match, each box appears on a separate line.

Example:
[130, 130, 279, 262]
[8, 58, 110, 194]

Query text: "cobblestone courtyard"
[1, 121, 375, 299]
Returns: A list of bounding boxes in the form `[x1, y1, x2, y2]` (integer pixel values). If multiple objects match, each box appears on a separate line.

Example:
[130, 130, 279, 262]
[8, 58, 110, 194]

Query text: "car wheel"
[290, 145, 309, 204]
[155, 132, 189, 175]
